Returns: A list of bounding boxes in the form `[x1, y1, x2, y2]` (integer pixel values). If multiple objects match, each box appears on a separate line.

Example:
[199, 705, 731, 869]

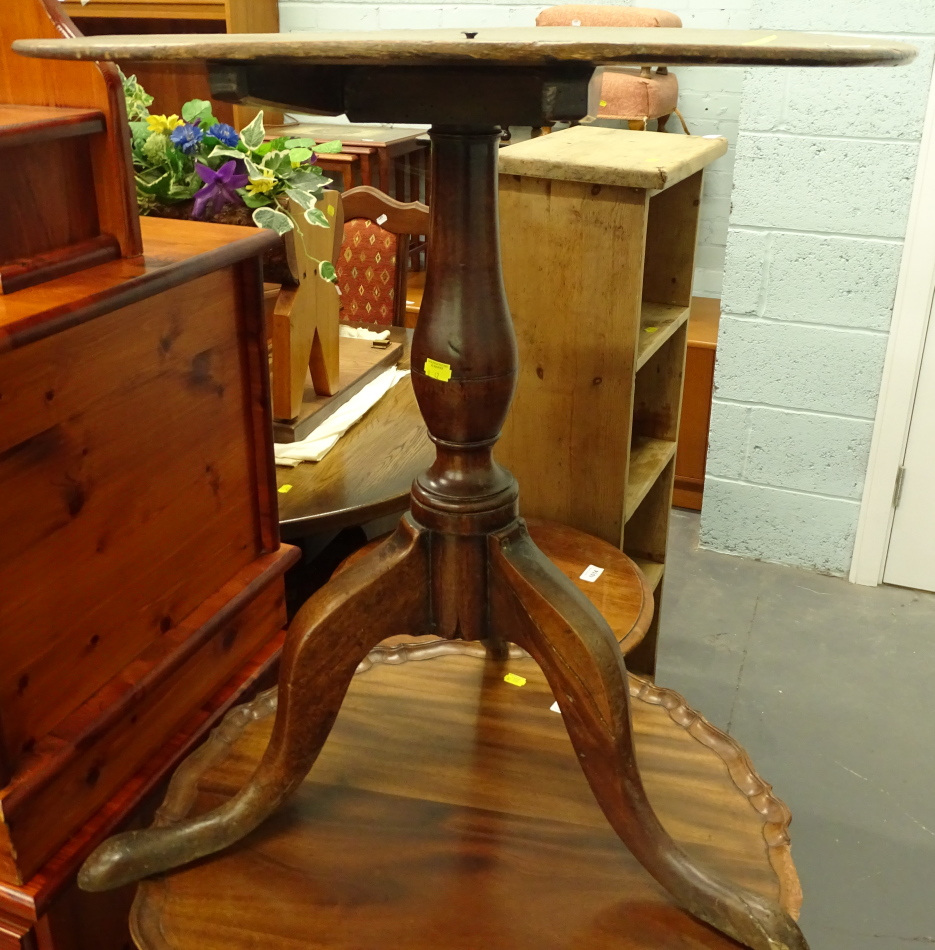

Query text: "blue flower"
[170, 123, 204, 155]
[207, 123, 240, 147]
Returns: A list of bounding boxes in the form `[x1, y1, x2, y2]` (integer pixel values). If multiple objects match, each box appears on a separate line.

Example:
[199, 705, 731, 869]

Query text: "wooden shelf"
[626, 436, 677, 522]
[0, 104, 103, 147]
[636, 300, 690, 370]
[633, 557, 665, 591]
[497, 128, 721, 676]
[64, 1, 226, 19]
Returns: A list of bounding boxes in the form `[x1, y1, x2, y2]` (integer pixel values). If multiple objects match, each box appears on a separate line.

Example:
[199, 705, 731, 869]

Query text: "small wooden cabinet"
[496, 126, 726, 673]
[61, 0, 281, 128]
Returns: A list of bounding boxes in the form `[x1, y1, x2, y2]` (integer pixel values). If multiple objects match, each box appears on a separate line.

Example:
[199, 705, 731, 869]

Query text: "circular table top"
[14, 27, 915, 69]
[276, 370, 432, 540]
[128, 653, 801, 949]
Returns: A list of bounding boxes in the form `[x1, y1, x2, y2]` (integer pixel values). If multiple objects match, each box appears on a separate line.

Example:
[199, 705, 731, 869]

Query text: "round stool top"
[15, 27, 915, 69]
[337, 518, 654, 655]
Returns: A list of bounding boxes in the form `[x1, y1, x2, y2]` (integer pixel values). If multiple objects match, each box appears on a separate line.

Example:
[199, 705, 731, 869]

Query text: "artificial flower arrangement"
[122, 71, 342, 283]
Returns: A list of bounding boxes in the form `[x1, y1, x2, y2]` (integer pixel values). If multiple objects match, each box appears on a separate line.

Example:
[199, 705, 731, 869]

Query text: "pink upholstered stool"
[536, 6, 689, 132]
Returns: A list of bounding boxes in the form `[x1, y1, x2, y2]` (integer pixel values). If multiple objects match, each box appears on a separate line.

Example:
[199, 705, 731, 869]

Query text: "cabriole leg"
[79, 517, 431, 892]
[488, 521, 808, 950]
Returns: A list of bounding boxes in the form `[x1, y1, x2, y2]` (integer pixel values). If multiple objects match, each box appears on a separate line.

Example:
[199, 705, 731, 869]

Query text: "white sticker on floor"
[550, 701, 561, 714]
[579, 564, 604, 582]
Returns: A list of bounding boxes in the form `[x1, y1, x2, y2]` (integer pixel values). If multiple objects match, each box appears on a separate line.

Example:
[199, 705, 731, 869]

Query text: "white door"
[884, 295, 935, 591]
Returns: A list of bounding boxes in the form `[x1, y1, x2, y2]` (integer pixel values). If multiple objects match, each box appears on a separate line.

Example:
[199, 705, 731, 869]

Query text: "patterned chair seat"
[336, 218, 399, 326]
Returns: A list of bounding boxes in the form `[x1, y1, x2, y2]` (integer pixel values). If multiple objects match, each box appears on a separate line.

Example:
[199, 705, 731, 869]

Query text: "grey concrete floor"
[657, 510, 935, 950]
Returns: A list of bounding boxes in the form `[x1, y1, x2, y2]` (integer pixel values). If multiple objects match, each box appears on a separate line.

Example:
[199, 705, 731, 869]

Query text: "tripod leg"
[488, 522, 807, 950]
[79, 516, 431, 892]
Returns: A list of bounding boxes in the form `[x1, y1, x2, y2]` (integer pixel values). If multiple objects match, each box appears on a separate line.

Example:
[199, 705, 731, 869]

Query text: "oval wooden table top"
[276, 369, 433, 539]
[129, 651, 802, 950]
[339, 518, 655, 655]
[15, 28, 914, 69]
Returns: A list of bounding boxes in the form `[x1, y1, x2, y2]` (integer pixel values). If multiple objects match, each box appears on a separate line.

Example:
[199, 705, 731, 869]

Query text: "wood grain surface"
[15, 27, 916, 68]
[273, 337, 404, 443]
[497, 174, 645, 547]
[499, 126, 727, 190]
[0, 212, 289, 884]
[0, 217, 278, 351]
[1, 0, 141, 259]
[0, 104, 103, 146]
[275, 335, 432, 538]
[129, 651, 802, 949]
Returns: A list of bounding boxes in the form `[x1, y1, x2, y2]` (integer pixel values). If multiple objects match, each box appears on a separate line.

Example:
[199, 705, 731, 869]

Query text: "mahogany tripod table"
[16, 26, 915, 950]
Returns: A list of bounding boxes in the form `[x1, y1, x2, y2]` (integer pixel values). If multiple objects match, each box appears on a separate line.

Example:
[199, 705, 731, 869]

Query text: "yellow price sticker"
[644, 326, 658, 334]
[600, 100, 608, 107]
[278, 484, 293, 493]
[504, 673, 527, 687]
[326, 204, 335, 216]
[424, 357, 452, 382]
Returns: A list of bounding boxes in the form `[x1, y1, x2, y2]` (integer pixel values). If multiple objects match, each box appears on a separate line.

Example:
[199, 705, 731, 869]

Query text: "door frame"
[850, 61, 935, 586]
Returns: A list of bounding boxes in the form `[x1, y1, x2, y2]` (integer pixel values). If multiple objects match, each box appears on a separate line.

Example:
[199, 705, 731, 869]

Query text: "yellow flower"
[246, 169, 277, 195]
[146, 114, 183, 134]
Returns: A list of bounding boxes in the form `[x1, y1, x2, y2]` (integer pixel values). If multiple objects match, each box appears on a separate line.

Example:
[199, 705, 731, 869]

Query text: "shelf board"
[632, 557, 665, 591]
[625, 436, 677, 522]
[0, 104, 103, 148]
[65, 1, 226, 20]
[636, 301, 690, 370]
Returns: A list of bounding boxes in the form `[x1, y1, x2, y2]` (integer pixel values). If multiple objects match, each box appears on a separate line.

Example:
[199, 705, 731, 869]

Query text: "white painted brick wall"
[700, 2, 935, 575]
[278, 0, 751, 297]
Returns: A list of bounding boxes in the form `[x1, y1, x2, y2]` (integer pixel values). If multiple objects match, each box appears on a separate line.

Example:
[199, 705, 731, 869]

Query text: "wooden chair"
[336, 185, 430, 327]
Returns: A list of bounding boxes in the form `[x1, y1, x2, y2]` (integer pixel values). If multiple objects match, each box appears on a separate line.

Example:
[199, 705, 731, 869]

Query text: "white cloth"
[274, 366, 410, 466]
[338, 325, 391, 341]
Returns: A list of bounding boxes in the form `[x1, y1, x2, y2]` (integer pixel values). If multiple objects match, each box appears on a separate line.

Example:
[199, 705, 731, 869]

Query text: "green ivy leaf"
[313, 139, 343, 154]
[240, 111, 266, 151]
[241, 191, 274, 208]
[244, 156, 263, 180]
[291, 167, 331, 190]
[262, 150, 293, 177]
[182, 98, 213, 124]
[304, 207, 330, 229]
[288, 146, 313, 165]
[268, 136, 288, 151]
[284, 137, 316, 148]
[284, 187, 316, 211]
[319, 261, 337, 283]
[210, 145, 248, 162]
[253, 206, 294, 235]
[136, 172, 171, 197]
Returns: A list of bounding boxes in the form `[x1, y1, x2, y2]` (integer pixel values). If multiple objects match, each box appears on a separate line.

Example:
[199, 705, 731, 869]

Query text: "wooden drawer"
[0, 549, 293, 884]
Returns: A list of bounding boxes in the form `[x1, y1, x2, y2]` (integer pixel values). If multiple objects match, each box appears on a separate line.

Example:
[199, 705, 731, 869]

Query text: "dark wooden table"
[16, 27, 914, 950]
[275, 366, 432, 539]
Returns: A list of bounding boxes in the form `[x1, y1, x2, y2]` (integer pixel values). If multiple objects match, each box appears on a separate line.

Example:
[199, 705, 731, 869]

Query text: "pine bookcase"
[497, 126, 727, 674]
